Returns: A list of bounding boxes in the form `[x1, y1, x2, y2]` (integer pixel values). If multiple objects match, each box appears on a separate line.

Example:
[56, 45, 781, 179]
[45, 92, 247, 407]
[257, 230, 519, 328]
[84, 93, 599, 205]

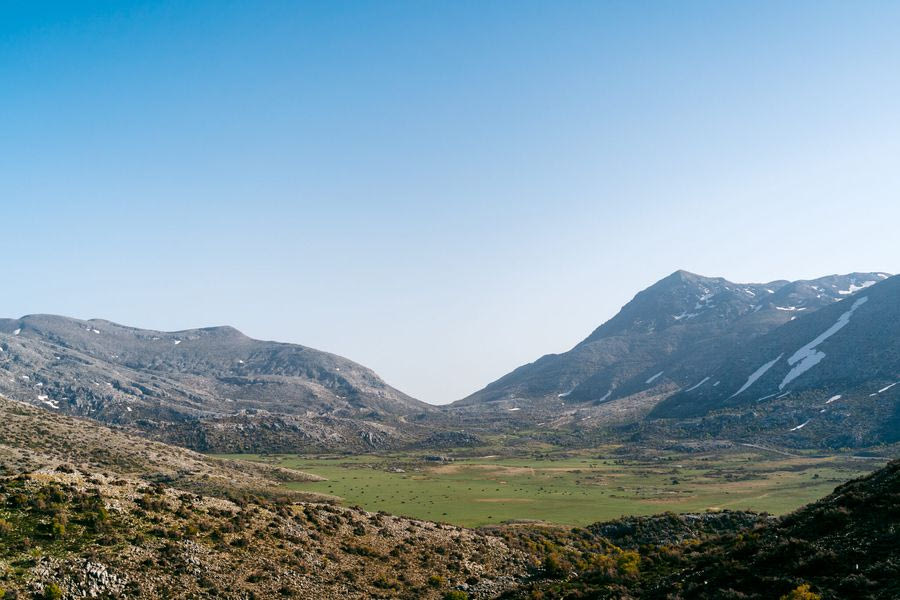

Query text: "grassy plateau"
[214, 446, 885, 527]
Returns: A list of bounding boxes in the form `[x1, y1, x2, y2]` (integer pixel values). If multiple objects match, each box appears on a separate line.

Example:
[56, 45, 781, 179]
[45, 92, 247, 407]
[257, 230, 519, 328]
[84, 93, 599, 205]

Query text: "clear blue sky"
[2, 1, 898, 404]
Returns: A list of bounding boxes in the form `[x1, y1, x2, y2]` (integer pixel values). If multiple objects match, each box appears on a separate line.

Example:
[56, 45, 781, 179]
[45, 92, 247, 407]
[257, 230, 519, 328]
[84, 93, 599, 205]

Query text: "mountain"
[0, 315, 433, 452]
[649, 273, 900, 447]
[456, 270, 889, 410]
[450, 270, 895, 447]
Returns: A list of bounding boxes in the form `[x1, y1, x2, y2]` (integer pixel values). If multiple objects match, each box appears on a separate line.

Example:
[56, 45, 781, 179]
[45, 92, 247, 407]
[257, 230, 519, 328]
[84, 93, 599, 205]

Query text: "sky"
[1, 1, 899, 404]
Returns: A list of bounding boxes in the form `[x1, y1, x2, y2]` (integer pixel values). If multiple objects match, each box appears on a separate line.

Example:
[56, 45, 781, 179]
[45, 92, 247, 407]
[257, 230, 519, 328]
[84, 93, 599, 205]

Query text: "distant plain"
[215, 447, 885, 527]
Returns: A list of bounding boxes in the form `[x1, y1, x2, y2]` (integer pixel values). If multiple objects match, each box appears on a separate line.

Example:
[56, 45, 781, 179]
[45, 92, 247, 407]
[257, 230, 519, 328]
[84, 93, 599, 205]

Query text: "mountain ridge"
[456, 270, 890, 408]
[0, 314, 433, 453]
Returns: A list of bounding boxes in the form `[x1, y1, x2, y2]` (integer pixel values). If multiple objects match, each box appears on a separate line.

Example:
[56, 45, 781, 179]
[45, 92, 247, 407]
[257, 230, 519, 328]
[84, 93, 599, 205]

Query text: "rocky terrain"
[0, 395, 324, 502]
[456, 271, 888, 408]
[450, 271, 899, 449]
[2, 270, 896, 454]
[0, 316, 434, 453]
[649, 273, 900, 447]
[0, 470, 532, 599]
[0, 394, 531, 599]
[3, 345, 899, 599]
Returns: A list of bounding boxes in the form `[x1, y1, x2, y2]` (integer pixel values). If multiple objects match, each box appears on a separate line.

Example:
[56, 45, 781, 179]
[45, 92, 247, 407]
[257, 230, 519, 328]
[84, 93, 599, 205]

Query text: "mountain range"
[1, 269, 897, 452]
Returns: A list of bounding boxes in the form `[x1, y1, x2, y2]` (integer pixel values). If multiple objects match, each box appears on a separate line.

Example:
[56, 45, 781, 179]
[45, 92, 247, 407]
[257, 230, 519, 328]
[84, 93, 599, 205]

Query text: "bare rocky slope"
[646, 273, 900, 448]
[0, 316, 434, 453]
[0, 395, 323, 502]
[1, 270, 896, 455]
[456, 270, 889, 408]
[450, 271, 898, 448]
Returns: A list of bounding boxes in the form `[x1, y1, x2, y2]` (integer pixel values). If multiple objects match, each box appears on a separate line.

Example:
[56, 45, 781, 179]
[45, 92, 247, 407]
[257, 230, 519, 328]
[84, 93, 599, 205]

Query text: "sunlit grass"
[214, 450, 883, 527]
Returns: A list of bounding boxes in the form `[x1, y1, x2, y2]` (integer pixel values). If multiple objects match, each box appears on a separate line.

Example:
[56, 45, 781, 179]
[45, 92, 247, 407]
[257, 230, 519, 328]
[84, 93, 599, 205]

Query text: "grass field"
[214, 448, 885, 527]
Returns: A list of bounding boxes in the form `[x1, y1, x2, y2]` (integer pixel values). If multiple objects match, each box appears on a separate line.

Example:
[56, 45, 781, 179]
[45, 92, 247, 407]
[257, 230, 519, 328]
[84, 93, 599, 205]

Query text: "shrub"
[43, 583, 63, 600]
[542, 553, 567, 578]
[780, 584, 822, 600]
[371, 575, 398, 590]
[443, 592, 469, 600]
[51, 518, 66, 539]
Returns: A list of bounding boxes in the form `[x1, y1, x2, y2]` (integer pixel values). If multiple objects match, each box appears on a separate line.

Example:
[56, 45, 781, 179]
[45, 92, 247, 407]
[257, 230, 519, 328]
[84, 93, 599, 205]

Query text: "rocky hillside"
[0, 316, 433, 452]
[457, 271, 889, 409]
[450, 271, 898, 448]
[0, 395, 323, 502]
[650, 273, 900, 447]
[0, 470, 531, 599]
[0, 392, 531, 599]
[3, 383, 899, 599]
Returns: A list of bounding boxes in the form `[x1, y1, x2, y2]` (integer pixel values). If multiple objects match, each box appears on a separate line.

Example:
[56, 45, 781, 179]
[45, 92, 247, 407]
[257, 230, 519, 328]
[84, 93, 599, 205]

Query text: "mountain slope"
[456, 271, 888, 410]
[0, 395, 529, 599]
[648, 273, 900, 447]
[0, 394, 323, 501]
[0, 315, 432, 452]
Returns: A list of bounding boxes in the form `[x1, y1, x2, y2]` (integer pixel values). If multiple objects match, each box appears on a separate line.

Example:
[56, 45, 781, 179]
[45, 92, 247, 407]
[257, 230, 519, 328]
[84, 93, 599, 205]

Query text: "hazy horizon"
[3, 2, 899, 403]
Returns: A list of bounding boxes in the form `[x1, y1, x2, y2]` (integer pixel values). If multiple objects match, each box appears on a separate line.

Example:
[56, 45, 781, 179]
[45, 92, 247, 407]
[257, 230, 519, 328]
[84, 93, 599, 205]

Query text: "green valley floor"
[214, 447, 886, 527]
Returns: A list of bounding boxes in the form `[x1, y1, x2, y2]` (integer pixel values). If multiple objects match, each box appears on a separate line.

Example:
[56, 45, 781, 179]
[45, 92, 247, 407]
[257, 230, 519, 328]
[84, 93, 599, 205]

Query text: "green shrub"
[43, 583, 63, 600]
[780, 584, 822, 600]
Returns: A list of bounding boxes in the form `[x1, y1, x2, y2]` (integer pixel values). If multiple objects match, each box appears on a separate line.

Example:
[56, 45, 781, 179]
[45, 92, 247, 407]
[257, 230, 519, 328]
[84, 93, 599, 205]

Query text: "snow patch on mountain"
[838, 281, 876, 295]
[730, 354, 784, 398]
[779, 296, 868, 389]
[870, 382, 898, 396]
[673, 311, 699, 321]
[684, 376, 710, 392]
[645, 371, 664, 384]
